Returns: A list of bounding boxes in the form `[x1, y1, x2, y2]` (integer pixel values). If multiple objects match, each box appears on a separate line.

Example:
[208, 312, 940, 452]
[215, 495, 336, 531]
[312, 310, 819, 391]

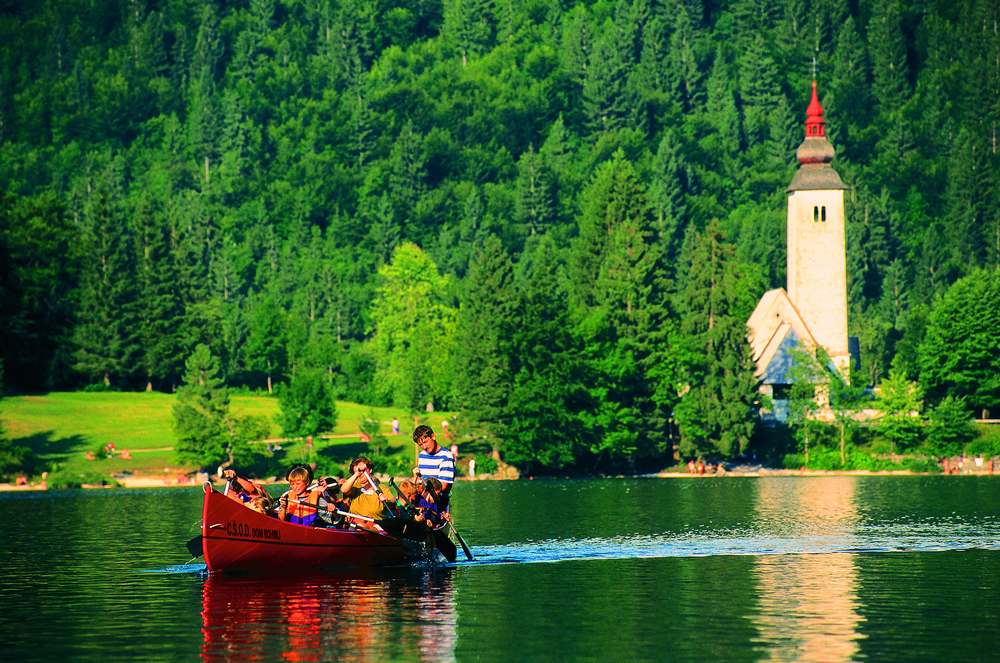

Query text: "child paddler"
[222, 468, 267, 504]
[278, 464, 325, 526]
[340, 456, 389, 527]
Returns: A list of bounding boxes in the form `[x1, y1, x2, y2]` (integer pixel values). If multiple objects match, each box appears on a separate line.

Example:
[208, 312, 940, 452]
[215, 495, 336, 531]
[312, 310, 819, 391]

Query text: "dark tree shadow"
[11, 431, 88, 457]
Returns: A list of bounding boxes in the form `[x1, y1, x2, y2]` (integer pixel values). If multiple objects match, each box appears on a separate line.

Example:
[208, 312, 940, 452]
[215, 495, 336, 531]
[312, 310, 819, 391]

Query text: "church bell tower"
[785, 82, 850, 376]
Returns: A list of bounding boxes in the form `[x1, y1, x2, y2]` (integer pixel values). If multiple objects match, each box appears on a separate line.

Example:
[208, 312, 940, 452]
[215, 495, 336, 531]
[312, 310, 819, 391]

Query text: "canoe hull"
[200, 484, 418, 573]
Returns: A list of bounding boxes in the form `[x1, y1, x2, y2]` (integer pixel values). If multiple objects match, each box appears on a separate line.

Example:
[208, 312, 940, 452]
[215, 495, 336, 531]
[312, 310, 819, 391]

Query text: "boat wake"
[464, 530, 1000, 566]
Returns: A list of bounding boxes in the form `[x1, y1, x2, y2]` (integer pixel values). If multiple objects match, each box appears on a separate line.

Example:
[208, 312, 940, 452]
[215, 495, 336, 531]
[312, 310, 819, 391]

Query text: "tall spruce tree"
[173, 343, 233, 468]
[676, 220, 760, 457]
[73, 170, 140, 387]
[506, 236, 594, 470]
[135, 195, 182, 391]
[571, 152, 675, 468]
[453, 235, 517, 457]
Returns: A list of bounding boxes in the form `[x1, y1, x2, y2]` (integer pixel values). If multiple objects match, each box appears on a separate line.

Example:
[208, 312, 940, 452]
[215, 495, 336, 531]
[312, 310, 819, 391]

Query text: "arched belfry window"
[821, 206, 827, 222]
[813, 206, 819, 222]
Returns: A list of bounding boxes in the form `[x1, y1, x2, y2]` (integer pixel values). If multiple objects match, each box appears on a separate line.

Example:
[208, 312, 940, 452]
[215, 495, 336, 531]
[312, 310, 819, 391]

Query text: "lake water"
[1, 476, 998, 662]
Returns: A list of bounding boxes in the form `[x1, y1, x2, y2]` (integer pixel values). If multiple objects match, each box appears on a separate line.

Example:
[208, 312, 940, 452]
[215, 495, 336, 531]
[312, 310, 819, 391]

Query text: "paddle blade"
[379, 517, 429, 541]
[185, 535, 203, 558]
[432, 528, 458, 563]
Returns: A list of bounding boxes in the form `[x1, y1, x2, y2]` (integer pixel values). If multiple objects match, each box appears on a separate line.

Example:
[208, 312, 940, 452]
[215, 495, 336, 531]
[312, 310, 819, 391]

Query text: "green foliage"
[369, 243, 456, 411]
[471, 453, 499, 476]
[452, 235, 517, 452]
[1, 0, 999, 473]
[676, 221, 760, 458]
[783, 446, 941, 473]
[0, 438, 38, 479]
[47, 471, 122, 490]
[966, 425, 1000, 458]
[172, 344, 233, 469]
[359, 409, 388, 457]
[919, 269, 1000, 416]
[926, 396, 976, 457]
[874, 366, 924, 454]
[504, 238, 594, 472]
[277, 369, 338, 440]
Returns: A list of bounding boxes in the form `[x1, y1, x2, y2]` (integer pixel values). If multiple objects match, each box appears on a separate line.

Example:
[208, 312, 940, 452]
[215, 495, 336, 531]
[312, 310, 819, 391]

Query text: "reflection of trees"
[201, 568, 457, 662]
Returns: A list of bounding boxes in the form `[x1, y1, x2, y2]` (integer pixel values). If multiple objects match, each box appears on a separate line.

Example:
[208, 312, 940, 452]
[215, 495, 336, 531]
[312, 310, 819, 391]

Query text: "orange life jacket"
[285, 488, 322, 526]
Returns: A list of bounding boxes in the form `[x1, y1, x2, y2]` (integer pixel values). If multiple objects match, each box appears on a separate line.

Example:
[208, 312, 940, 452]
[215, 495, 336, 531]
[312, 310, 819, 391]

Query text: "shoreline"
[2, 466, 996, 491]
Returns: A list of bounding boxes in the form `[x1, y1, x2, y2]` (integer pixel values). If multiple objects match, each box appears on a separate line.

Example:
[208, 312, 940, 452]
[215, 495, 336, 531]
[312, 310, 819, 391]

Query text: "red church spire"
[804, 81, 825, 138]
[796, 81, 834, 165]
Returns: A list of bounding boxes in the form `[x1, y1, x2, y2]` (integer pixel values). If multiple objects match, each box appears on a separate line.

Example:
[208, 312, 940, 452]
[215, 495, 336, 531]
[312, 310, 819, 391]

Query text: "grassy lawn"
[3, 392, 450, 479]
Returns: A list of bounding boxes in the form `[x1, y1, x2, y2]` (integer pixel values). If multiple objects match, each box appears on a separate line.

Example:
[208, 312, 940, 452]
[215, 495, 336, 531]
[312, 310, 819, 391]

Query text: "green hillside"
[1, 0, 998, 474]
[2, 392, 425, 479]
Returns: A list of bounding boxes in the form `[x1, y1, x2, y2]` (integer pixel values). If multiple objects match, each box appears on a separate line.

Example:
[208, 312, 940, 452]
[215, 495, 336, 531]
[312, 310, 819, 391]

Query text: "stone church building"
[746, 82, 858, 417]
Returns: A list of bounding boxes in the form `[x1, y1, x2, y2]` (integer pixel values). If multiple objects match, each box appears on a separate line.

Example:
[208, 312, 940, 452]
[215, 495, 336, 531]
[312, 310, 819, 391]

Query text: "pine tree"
[453, 235, 517, 456]
[506, 236, 595, 470]
[583, 37, 629, 136]
[244, 293, 288, 393]
[570, 152, 675, 467]
[676, 221, 760, 457]
[667, 6, 704, 113]
[739, 33, 784, 146]
[135, 195, 182, 391]
[443, 0, 494, 66]
[173, 343, 233, 468]
[388, 120, 426, 231]
[827, 16, 872, 151]
[704, 48, 742, 156]
[868, 0, 910, 112]
[648, 130, 689, 265]
[277, 368, 338, 439]
[73, 170, 140, 387]
[560, 6, 591, 89]
[514, 145, 554, 236]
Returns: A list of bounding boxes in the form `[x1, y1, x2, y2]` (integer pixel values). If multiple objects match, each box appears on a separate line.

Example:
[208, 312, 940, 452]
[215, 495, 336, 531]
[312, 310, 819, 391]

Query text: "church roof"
[787, 162, 847, 191]
[746, 288, 821, 384]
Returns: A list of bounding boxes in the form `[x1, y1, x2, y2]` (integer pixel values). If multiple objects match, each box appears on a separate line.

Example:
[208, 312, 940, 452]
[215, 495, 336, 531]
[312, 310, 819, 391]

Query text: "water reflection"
[752, 479, 864, 662]
[200, 568, 457, 662]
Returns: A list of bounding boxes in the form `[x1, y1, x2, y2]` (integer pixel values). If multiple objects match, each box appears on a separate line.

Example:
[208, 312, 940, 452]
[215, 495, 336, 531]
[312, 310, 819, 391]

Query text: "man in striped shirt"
[412, 424, 455, 510]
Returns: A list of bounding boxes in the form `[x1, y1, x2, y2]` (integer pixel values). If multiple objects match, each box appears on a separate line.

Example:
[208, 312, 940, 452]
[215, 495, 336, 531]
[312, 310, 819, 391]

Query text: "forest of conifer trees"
[1, 0, 998, 471]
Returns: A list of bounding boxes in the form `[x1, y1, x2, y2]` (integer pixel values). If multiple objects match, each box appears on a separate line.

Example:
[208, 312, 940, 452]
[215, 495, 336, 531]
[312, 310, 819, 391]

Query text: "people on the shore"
[413, 425, 455, 510]
[341, 456, 388, 524]
[278, 464, 325, 526]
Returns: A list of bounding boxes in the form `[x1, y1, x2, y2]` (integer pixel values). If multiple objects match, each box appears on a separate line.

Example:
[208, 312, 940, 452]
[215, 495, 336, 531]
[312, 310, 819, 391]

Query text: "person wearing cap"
[412, 425, 455, 510]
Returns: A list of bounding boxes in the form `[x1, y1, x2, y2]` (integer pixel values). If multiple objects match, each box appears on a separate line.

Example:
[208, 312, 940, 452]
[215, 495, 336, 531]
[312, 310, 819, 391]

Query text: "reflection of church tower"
[786, 82, 849, 375]
[747, 82, 851, 410]
[751, 478, 863, 661]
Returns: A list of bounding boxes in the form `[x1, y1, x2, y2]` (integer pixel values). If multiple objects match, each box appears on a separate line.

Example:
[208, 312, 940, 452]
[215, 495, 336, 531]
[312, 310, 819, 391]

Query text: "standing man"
[412, 424, 455, 509]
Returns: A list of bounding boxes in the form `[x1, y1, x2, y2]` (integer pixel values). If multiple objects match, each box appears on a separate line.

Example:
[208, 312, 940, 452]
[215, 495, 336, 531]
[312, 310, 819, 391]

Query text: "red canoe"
[199, 483, 424, 573]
